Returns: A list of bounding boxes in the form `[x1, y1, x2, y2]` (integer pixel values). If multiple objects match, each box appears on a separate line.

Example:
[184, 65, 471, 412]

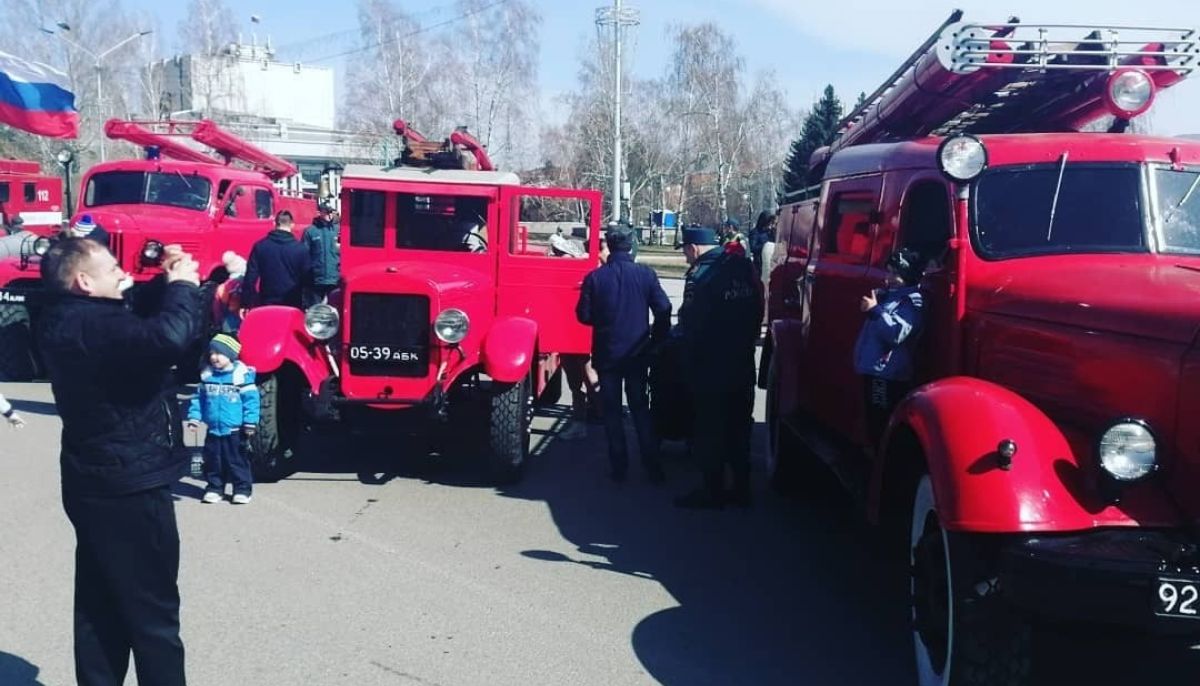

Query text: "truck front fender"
[482, 316, 537, 383]
[877, 376, 1089, 533]
[239, 306, 331, 394]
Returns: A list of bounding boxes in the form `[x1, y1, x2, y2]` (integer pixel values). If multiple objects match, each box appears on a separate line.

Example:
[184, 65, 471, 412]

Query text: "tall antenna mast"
[596, 0, 640, 223]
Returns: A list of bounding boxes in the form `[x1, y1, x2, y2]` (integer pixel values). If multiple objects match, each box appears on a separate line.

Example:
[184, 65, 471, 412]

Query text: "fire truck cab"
[239, 121, 600, 484]
[0, 118, 316, 381]
[765, 14, 1200, 685]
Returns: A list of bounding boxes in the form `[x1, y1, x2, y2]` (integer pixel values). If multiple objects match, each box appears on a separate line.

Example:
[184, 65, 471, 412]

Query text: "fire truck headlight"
[1098, 419, 1157, 482]
[937, 134, 988, 183]
[1105, 69, 1155, 119]
[140, 240, 165, 266]
[32, 236, 52, 256]
[434, 308, 470, 344]
[303, 303, 340, 341]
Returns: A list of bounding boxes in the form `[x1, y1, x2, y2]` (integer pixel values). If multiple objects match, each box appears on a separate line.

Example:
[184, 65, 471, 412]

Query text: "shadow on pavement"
[0, 652, 47, 686]
[6, 399, 58, 417]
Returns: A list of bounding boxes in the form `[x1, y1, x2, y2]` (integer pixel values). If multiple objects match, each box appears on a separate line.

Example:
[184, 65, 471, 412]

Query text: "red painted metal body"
[768, 132, 1200, 534]
[0, 161, 66, 299]
[239, 155, 601, 421]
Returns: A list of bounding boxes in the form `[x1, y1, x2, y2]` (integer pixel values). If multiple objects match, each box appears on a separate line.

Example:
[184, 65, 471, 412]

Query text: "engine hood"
[73, 205, 211, 235]
[968, 254, 1200, 345]
[343, 261, 492, 304]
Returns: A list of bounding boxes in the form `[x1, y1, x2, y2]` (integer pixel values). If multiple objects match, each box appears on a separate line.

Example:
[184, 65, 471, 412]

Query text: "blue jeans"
[598, 360, 660, 474]
[203, 433, 252, 496]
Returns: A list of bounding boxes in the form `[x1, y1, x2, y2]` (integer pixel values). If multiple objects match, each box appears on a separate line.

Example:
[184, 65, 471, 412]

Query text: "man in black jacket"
[37, 237, 202, 686]
[576, 228, 672, 483]
[243, 210, 311, 308]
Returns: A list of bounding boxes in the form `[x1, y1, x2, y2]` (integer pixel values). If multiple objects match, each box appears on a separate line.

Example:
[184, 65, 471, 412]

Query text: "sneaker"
[231, 493, 252, 505]
[559, 421, 587, 441]
[201, 491, 222, 504]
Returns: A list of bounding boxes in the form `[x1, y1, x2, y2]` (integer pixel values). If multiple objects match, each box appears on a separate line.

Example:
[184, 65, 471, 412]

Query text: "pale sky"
[122, 0, 1200, 136]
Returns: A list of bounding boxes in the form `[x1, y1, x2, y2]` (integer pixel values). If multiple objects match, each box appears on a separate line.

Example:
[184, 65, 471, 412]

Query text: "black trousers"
[598, 359, 660, 474]
[863, 376, 910, 451]
[62, 485, 185, 686]
[302, 284, 337, 308]
[691, 385, 754, 492]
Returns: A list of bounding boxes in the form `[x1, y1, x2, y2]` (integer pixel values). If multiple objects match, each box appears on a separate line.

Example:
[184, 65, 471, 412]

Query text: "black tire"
[0, 303, 35, 382]
[910, 474, 1033, 686]
[487, 373, 532, 485]
[248, 373, 300, 482]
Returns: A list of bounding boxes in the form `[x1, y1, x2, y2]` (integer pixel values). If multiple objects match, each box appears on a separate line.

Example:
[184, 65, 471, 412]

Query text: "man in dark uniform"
[243, 210, 311, 308]
[37, 237, 203, 686]
[674, 226, 763, 508]
[577, 228, 672, 483]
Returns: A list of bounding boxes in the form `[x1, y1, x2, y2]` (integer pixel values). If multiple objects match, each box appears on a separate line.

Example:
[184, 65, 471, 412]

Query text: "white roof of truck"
[342, 164, 522, 187]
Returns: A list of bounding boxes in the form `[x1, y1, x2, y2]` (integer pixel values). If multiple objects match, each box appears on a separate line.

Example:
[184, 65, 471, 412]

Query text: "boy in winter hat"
[186, 334, 260, 503]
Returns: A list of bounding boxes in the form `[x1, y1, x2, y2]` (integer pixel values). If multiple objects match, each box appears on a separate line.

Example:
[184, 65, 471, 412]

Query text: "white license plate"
[1154, 578, 1200, 618]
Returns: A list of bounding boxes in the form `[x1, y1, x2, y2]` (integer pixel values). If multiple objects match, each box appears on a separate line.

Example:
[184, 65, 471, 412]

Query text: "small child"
[0, 391, 25, 429]
[213, 251, 248, 334]
[853, 247, 927, 451]
[186, 334, 260, 504]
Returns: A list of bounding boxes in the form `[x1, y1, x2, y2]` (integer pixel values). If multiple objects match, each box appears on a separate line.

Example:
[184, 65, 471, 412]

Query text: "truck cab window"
[973, 164, 1145, 258]
[0, 183, 9, 203]
[1155, 168, 1200, 255]
[255, 189, 273, 219]
[900, 181, 952, 267]
[348, 189, 386, 248]
[395, 194, 488, 253]
[825, 192, 876, 263]
[23, 183, 36, 202]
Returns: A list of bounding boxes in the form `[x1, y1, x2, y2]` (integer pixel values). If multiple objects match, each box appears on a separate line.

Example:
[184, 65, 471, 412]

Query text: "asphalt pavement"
[1, 277, 1199, 685]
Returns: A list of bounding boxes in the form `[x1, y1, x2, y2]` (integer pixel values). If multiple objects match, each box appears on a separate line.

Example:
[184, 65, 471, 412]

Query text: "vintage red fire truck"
[764, 13, 1200, 685]
[0, 118, 317, 380]
[238, 120, 598, 484]
[0, 159, 64, 232]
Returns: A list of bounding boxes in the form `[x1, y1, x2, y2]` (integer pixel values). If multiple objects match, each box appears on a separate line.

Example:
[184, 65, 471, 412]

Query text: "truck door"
[799, 175, 883, 438]
[496, 187, 602, 354]
[768, 198, 818, 420]
[217, 183, 277, 269]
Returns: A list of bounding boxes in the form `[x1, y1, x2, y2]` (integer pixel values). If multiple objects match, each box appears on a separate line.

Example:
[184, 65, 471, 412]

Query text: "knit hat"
[222, 250, 247, 278]
[209, 333, 241, 361]
[71, 214, 97, 237]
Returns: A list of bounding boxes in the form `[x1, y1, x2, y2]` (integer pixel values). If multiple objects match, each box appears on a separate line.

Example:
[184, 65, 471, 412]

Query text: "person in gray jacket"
[303, 201, 341, 307]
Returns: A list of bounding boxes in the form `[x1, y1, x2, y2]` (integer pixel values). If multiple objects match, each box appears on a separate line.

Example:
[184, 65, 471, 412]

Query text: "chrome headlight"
[303, 303, 340, 341]
[434, 308, 469, 344]
[937, 134, 988, 182]
[1105, 69, 1155, 119]
[140, 239, 165, 266]
[32, 236, 52, 256]
[1098, 419, 1157, 482]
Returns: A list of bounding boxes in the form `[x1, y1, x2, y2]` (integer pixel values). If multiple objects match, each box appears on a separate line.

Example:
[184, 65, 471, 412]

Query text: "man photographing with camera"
[37, 237, 203, 686]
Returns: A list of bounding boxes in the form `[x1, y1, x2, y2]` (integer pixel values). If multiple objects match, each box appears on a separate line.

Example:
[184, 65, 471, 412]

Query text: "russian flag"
[0, 50, 78, 139]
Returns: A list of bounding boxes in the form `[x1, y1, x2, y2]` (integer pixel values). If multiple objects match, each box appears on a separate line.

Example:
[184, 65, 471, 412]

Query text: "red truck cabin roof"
[825, 134, 1200, 179]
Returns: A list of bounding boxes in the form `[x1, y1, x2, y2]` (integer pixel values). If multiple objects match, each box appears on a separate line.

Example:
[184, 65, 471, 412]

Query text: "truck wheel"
[0, 304, 35, 382]
[910, 475, 1032, 686]
[248, 373, 300, 483]
[487, 373, 532, 485]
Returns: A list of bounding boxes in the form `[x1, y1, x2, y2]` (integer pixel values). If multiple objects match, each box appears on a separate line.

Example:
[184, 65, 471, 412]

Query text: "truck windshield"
[972, 164, 1146, 258]
[1154, 168, 1200, 255]
[395, 194, 489, 253]
[86, 171, 212, 212]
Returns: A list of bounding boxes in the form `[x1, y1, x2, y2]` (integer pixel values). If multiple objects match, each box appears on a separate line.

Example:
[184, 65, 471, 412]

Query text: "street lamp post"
[57, 149, 75, 217]
[43, 25, 153, 162]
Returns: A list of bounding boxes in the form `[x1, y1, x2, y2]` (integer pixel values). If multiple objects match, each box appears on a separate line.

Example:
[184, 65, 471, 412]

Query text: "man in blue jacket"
[37, 237, 203, 686]
[243, 210, 311, 308]
[576, 228, 673, 483]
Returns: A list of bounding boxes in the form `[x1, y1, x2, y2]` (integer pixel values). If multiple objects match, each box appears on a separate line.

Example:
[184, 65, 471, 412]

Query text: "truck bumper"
[306, 377, 448, 423]
[1002, 529, 1200, 634]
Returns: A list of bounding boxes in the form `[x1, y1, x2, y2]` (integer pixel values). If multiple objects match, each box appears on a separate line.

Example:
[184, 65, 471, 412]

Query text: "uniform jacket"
[853, 286, 924, 381]
[243, 229, 311, 307]
[36, 282, 203, 496]
[187, 361, 261, 436]
[676, 249, 763, 390]
[576, 251, 672, 371]
[303, 219, 341, 287]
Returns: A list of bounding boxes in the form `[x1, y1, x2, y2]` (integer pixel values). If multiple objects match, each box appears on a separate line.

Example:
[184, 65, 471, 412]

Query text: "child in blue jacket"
[854, 248, 927, 451]
[187, 334, 261, 504]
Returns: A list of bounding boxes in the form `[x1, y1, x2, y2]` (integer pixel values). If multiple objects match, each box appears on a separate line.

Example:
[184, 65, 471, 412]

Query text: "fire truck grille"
[348, 293, 430, 377]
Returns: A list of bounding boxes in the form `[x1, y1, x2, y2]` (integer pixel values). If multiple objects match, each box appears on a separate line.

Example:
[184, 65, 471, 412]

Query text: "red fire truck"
[0, 118, 317, 380]
[764, 13, 1200, 684]
[0, 160, 64, 232]
[238, 120, 598, 484]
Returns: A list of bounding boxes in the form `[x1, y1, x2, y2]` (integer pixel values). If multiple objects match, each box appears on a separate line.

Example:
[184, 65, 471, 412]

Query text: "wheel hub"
[912, 511, 950, 674]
